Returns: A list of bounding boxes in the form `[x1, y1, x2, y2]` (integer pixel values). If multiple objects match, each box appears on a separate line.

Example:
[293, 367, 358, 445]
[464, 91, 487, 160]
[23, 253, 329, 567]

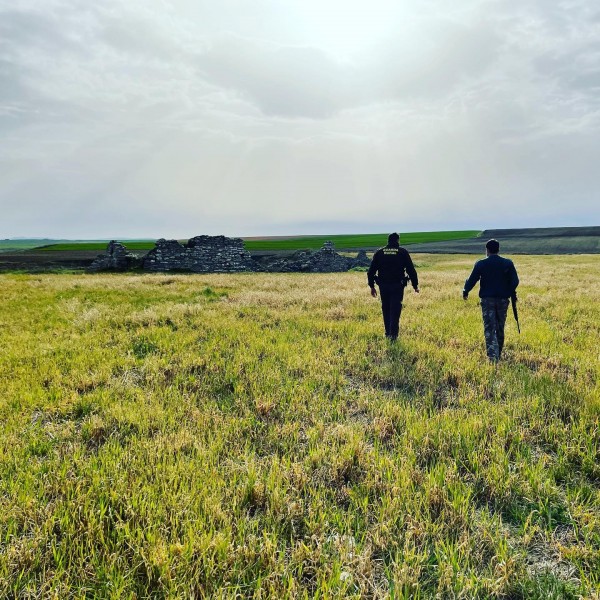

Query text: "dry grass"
[0, 254, 598, 599]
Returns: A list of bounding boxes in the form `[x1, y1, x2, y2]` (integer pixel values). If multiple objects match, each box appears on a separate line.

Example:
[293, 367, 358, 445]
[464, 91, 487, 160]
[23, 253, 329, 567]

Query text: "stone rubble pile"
[87, 241, 141, 272]
[258, 241, 371, 272]
[142, 236, 257, 273]
[88, 236, 372, 273]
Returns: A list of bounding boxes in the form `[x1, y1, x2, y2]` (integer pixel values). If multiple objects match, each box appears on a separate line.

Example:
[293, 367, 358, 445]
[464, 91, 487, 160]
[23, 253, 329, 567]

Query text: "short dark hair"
[486, 239, 500, 253]
[388, 232, 400, 244]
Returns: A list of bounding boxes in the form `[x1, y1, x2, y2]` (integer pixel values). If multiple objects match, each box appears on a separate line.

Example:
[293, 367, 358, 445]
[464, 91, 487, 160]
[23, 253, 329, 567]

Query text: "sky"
[1, 0, 599, 238]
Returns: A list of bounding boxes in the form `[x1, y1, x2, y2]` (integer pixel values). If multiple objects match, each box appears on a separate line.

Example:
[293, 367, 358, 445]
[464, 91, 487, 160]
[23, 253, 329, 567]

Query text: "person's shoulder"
[499, 255, 514, 266]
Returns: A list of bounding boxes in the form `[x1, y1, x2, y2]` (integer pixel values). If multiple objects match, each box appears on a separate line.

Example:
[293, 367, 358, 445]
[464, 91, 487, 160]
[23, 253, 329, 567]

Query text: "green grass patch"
[243, 230, 481, 251]
[37, 241, 157, 252]
[1, 256, 598, 598]
[0, 239, 66, 252]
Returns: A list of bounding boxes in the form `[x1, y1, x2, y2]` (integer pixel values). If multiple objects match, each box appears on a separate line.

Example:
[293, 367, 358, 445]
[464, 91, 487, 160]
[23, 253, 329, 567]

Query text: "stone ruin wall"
[87, 240, 140, 272]
[142, 236, 257, 273]
[258, 240, 370, 272]
[89, 236, 371, 273]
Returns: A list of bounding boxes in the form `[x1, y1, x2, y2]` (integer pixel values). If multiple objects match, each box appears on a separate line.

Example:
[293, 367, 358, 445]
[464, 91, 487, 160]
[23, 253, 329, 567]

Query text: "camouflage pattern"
[480, 297, 510, 362]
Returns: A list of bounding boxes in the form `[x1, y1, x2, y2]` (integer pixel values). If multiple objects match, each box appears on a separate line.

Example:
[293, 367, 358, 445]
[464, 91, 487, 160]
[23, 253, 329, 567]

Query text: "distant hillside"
[405, 226, 600, 254]
[39, 241, 156, 252]
[1, 227, 597, 271]
[0, 239, 66, 253]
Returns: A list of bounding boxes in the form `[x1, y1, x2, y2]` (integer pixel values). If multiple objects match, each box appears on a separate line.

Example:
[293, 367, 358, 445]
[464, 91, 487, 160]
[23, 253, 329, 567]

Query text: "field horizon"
[0, 227, 599, 274]
[3, 230, 479, 253]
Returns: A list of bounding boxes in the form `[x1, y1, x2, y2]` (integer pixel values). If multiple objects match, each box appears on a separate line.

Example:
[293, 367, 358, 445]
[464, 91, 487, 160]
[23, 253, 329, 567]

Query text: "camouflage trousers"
[480, 297, 510, 362]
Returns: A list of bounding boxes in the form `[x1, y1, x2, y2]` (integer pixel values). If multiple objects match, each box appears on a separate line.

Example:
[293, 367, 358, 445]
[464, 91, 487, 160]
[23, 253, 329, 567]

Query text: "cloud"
[197, 34, 360, 118]
[194, 19, 504, 119]
[0, 0, 599, 237]
[0, 8, 82, 55]
[366, 19, 502, 99]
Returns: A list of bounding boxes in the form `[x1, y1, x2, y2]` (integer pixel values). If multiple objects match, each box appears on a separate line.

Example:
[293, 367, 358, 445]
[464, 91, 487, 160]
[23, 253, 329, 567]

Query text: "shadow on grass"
[346, 338, 462, 414]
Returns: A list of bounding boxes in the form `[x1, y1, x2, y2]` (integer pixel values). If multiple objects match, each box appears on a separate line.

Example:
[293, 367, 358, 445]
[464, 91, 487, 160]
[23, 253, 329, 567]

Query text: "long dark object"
[511, 292, 520, 333]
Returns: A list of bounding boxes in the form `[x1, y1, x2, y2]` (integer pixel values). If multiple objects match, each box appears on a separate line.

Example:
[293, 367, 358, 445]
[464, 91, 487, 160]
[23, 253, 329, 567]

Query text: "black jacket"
[464, 254, 519, 298]
[367, 245, 418, 289]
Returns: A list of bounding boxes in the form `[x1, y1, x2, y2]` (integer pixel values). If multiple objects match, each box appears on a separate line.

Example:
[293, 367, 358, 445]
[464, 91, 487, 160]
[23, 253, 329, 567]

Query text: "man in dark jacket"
[368, 232, 419, 340]
[463, 239, 519, 362]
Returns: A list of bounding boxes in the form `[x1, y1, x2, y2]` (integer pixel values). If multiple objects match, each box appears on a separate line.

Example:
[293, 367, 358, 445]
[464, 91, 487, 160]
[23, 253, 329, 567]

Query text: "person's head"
[485, 239, 500, 256]
[388, 232, 400, 247]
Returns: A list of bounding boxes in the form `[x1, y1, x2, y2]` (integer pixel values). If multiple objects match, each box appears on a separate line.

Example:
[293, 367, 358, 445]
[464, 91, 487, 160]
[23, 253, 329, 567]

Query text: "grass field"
[404, 227, 600, 255]
[0, 240, 66, 253]
[37, 241, 157, 252]
[37, 231, 480, 253]
[1, 255, 599, 598]
[242, 231, 480, 252]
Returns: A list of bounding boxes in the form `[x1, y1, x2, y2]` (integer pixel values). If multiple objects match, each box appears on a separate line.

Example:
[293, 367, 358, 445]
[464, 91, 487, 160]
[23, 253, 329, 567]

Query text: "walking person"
[368, 232, 419, 340]
[463, 239, 519, 362]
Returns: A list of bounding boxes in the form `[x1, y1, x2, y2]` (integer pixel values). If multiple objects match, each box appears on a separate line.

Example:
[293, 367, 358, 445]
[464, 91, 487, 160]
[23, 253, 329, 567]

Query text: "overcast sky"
[1, 0, 599, 238]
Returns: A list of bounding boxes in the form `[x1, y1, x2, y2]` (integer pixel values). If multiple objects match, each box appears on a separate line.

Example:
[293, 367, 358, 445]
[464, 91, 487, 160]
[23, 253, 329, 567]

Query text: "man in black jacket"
[463, 239, 519, 362]
[368, 232, 419, 340]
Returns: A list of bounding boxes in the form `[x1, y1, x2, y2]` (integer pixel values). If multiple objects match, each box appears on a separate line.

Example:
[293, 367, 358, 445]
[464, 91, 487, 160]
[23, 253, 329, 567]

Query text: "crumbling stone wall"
[89, 237, 372, 274]
[142, 235, 257, 273]
[87, 241, 140, 272]
[351, 249, 371, 269]
[258, 241, 371, 272]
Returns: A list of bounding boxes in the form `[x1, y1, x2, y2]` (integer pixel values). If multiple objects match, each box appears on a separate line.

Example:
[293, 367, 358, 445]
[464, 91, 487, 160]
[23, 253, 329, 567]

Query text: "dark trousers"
[480, 297, 510, 361]
[379, 284, 405, 338]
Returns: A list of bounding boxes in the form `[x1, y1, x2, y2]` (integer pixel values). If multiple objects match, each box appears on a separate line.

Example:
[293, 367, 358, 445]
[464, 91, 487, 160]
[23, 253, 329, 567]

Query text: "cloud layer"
[0, 0, 599, 237]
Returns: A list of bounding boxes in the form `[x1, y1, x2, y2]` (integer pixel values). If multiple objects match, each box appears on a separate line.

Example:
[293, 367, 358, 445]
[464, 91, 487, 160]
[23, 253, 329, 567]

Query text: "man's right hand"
[370, 287, 377, 298]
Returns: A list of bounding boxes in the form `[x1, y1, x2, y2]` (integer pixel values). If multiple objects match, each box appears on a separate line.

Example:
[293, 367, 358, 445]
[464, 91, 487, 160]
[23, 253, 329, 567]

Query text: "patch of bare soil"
[0, 250, 145, 272]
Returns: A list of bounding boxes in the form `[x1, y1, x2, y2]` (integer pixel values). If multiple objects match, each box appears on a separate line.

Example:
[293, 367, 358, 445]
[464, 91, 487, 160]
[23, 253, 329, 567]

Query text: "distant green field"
[38, 231, 480, 253]
[0, 239, 64, 252]
[37, 241, 157, 252]
[244, 230, 480, 251]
